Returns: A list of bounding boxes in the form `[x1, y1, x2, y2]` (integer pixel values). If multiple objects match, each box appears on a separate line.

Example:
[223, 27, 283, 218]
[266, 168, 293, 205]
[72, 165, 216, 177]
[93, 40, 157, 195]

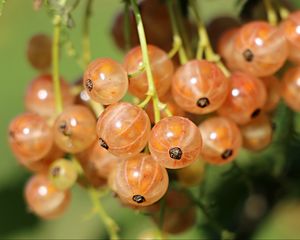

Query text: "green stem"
[123, 0, 131, 51]
[52, 16, 63, 114]
[263, 0, 278, 26]
[82, 0, 93, 67]
[274, 0, 290, 20]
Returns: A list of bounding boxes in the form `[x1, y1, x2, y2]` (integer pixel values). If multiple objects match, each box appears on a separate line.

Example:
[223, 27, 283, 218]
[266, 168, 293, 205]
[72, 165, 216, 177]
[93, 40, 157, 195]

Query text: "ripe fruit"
[25, 174, 71, 219]
[172, 60, 229, 114]
[114, 154, 169, 206]
[96, 102, 151, 157]
[261, 75, 281, 112]
[124, 45, 174, 99]
[26, 34, 52, 71]
[83, 58, 128, 105]
[176, 160, 205, 187]
[198, 117, 242, 165]
[218, 72, 267, 125]
[49, 159, 78, 190]
[25, 74, 75, 117]
[149, 116, 202, 169]
[53, 105, 97, 153]
[8, 113, 53, 162]
[233, 21, 288, 77]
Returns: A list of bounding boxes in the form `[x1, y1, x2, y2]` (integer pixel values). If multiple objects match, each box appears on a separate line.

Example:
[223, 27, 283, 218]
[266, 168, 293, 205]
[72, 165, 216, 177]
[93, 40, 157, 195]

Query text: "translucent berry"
[8, 113, 53, 162]
[240, 113, 273, 151]
[199, 117, 242, 165]
[172, 60, 229, 114]
[261, 75, 281, 112]
[25, 74, 75, 117]
[149, 116, 202, 169]
[281, 66, 300, 112]
[83, 58, 128, 105]
[26, 34, 52, 71]
[96, 102, 151, 157]
[49, 159, 78, 190]
[54, 105, 97, 153]
[124, 45, 174, 99]
[176, 159, 205, 187]
[114, 153, 169, 206]
[233, 21, 288, 77]
[25, 174, 71, 219]
[218, 72, 267, 125]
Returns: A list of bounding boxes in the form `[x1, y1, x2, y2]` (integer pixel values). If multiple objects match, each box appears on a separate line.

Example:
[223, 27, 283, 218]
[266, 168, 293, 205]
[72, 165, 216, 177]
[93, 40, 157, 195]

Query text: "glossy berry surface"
[172, 60, 229, 114]
[54, 105, 97, 153]
[83, 58, 128, 105]
[96, 102, 151, 157]
[25, 74, 75, 117]
[261, 75, 281, 112]
[124, 45, 174, 99]
[26, 34, 52, 71]
[199, 117, 242, 165]
[25, 174, 71, 219]
[8, 113, 53, 162]
[233, 21, 288, 77]
[240, 113, 273, 151]
[114, 153, 169, 206]
[281, 66, 300, 112]
[218, 72, 267, 125]
[149, 116, 202, 169]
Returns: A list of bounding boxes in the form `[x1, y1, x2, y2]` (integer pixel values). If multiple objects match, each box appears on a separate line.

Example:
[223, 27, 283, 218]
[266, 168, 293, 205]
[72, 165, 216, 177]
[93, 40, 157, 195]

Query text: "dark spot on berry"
[99, 138, 109, 150]
[85, 79, 93, 91]
[251, 108, 261, 118]
[221, 149, 233, 160]
[51, 166, 61, 177]
[197, 97, 210, 108]
[169, 147, 183, 160]
[243, 49, 254, 62]
[271, 122, 276, 131]
[132, 195, 145, 203]
[59, 121, 71, 136]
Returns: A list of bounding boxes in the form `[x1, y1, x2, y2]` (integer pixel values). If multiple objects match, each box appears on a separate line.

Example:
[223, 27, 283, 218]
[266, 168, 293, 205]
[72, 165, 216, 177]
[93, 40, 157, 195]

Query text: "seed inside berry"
[85, 79, 93, 91]
[221, 149, 233, 159]
[251, 108, 261, 118]
[99, 138, 109, 149]
[132, 194, 145, 203]
[169, 147, 183, 160]
[243, 49, 254, 62]
[197, 97, 210, 108]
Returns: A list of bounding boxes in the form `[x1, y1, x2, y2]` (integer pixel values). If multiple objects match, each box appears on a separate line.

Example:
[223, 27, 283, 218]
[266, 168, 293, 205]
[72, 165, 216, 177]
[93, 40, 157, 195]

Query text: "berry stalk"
[82, 0, 93, 67]
[263, 0, 278, 26]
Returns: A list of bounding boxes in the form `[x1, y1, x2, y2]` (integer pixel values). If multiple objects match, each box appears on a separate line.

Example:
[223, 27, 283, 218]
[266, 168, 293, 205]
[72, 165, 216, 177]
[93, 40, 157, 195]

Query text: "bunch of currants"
[7, 0, 300, 237]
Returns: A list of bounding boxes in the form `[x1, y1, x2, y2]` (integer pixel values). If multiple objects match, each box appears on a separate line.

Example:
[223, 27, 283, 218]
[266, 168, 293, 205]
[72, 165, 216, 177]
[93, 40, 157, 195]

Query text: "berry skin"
[240, 113, 273, 151]
[25, 74, 75, 118]
[124, 45, 174, 99]
[261, 75, 281, 112]
[172, 60, 229, 114]
[96, 102, 151, 157]
[233, 21, 288, 77]
[149, 116, 202, 169]
[198, 117, 242, 165]
[8, 113, 53, 163]
[83, 58, 128, 105]
[281, 66, 300, 112]
[218, 72, 267, 125]
[25, 174, 71, 219]
[54, 105, 97, 153]
[114, 154, 169, 207]
[26, 34, 52, 71]
[49, 159, 78, 190]
[176, 159, 205, 187]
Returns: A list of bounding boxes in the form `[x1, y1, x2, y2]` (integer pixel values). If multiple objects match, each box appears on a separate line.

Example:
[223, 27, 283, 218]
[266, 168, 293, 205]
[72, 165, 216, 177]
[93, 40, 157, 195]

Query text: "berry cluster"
[7, 0, 300, 238]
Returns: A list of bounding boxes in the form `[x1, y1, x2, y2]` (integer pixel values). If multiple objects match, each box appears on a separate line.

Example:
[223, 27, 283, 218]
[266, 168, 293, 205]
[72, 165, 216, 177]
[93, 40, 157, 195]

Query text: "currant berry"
[176, 159, 205, 187]
[53, 105, 97, 153]
[218, 72, 267, 125]
[233, 21, 288, 77]
[124, 45, 174, 99]
[240, 113, 273, 151]
[149, 116, 202, 169]
[199, 117, 242, 165]
[172, 60, 229, 114]
[83, 58, 128, 105]
[8, 113, 53, 163]
[25, 174, 71, 219]
[49, 159, 78, 190]
[25, 74, 75, 117]
[96, 102, 151, 157]
[114, 153, 169, 206]
[261, 75, 281, 112]
[26, 34, 52, 71]
[281, 66, 300, 112]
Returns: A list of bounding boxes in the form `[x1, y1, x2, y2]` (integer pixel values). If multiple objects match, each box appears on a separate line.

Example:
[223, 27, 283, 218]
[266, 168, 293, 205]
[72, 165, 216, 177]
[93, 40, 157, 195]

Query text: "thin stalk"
[124, 0, 131, 51]
[82, 0, 93, 67]
[263, 0, 278, 26]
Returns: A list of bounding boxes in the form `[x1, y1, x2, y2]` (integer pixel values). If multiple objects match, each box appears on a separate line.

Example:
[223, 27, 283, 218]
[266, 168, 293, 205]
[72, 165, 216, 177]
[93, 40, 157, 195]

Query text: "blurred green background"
[1, 0, 300, 239]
